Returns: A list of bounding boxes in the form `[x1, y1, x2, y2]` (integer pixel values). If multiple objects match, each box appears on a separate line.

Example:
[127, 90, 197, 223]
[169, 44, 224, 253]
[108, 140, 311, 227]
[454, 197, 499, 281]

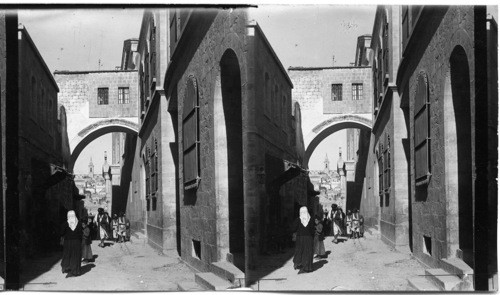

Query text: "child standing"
[313, 216, 326, 258]
[81, 218, 93, 263]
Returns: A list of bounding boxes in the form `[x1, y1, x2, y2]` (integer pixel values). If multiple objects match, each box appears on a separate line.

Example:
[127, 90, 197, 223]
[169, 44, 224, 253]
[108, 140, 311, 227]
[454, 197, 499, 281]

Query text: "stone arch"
[304, 114, 372, 168]
[69, 119, 139, 172]
[214, 48, 245, 271]
[443, 44, 473, 267]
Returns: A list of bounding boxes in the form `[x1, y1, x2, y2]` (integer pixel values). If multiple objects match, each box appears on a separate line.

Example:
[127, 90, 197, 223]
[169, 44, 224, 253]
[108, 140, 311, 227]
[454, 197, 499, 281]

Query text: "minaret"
[102, 151, 112, 215]
[324, 153, 330, 173]
[337, 147, 347, 209]
[88, 157, 94, 178]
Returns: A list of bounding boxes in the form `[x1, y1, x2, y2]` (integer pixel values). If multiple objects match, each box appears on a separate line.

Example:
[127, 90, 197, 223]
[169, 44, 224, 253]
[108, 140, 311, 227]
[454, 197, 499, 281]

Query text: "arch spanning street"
[304, 114, 372, 168]
[69, 119, 139, 171]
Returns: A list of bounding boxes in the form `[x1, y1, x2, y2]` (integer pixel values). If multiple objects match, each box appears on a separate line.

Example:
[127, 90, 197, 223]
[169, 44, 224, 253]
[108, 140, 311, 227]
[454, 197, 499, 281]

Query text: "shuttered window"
[414, 72, 431, 185]
[183, 77, 200, 190]
[378, 144, 384, 207]
[149, 21, 156, 81]
[145, 149, 151, 211]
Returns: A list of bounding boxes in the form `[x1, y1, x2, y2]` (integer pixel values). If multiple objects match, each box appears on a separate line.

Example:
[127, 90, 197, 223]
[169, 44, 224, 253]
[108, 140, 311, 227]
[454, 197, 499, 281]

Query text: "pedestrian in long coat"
[292, 206, 315, 273]
[94, 208, 111, 247]
[60, 210, 83, 278]
[81, 217, 93, 262]
[313, 215, 326, 258]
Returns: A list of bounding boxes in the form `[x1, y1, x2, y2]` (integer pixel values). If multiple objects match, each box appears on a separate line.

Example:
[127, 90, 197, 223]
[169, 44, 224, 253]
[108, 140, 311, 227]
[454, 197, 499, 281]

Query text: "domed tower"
[323, 153, 330, 173]
[88, 157, 94, 178]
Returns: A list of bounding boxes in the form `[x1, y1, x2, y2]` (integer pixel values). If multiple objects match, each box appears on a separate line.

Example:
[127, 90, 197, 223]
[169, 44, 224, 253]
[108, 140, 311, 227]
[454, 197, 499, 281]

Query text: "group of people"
[291, 204, 365, 274]
[60, 208, 131, 278]
[93, 208, 131, 247]
[325, 204, 364, 243]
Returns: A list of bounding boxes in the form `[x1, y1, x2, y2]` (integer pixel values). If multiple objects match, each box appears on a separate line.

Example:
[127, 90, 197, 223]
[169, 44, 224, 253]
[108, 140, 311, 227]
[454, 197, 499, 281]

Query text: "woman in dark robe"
[60, 210, 83, 278]
[292, 206, 315, 273]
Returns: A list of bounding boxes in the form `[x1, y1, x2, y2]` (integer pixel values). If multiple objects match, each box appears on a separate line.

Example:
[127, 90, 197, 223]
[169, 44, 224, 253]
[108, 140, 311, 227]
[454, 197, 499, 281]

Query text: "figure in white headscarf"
[291, 206, 315, 273]
[60, 210, 83, 278]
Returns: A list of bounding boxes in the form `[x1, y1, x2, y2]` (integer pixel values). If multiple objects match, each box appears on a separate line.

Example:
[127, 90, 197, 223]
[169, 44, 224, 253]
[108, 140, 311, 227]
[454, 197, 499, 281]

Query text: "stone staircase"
[407, 258, 474, 291]
[176, 259, 246, 291]
[194, 261, 245, 290]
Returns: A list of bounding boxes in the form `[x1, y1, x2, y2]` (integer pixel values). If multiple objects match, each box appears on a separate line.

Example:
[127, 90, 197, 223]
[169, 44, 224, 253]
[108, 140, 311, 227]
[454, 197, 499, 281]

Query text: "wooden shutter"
[183, 78, 200, 189]
[414, 73, 430, 185]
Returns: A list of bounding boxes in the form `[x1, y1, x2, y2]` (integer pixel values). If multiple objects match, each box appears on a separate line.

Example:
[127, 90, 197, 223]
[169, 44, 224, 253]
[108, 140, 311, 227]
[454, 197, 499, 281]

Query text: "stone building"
[1, 17, 75, 289]
[288, 65, 373, 213]
[395, 6, 497, 290]
[54, 68, 139, 216]
[119, 8, 309, 286]
[161, 8, 308, 285]
[364, 5, 410, 252]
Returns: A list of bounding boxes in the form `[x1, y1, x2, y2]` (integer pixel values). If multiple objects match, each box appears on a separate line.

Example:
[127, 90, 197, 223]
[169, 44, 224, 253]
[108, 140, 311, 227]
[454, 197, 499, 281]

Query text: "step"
[441, 258, 473, 279]
[425, 268, 462, 291]
[177, 280, 206, 291]
[407, 276, 441, 291]
[211, 261, 245, 287]
[195, 272, 232, 291]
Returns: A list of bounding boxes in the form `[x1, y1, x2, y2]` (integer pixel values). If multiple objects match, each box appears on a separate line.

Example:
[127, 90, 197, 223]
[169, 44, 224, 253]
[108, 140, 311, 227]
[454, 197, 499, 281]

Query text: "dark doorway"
[450, 46, 473, 267]
[221, 49, 245, 271]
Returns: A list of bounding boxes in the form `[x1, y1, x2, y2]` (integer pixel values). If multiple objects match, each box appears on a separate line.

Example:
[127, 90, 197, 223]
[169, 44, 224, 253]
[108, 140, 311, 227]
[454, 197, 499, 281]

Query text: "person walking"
[94, 208, 111, 247]
[330, 204, 343, 243]
[292, 206, 315, 273]
[313, 215, 326, 258]
[352, 208, 361, 239]
[60, 210, 83, 278]
[81, 217, 93, 263]
[345, 210, 353, 239]
[117, 212, 128, 243]
[111, 214, 119, 243]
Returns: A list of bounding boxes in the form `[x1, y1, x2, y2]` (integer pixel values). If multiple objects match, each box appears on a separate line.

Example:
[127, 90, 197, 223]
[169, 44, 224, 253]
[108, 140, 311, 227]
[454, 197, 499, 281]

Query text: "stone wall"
[0, 10, 6, 278]
[54, 70, 139, 152]
[17, 27, 68, 260]
[407, 6, 476, 268]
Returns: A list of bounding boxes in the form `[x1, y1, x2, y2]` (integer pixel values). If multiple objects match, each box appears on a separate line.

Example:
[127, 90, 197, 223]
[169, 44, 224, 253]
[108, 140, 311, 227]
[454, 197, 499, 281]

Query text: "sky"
[19, 5, 377, 172]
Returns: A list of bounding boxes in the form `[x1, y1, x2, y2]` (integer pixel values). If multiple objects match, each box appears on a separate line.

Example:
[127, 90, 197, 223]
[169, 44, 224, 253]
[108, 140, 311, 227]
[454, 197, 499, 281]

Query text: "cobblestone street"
[20, 234, 196, 291]
[250, 228, 426, 291]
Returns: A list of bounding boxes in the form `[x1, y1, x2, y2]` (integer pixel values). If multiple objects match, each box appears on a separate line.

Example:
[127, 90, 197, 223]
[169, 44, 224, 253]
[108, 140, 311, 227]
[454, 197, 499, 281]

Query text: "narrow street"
[20, 227, 426, 291]
[20, 234, 196, 291]
[251, 228, 425, 291]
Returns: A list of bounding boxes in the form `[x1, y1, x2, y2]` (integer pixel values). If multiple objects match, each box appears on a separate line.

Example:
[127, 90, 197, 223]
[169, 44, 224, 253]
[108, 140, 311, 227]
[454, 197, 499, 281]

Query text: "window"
[149, 21, 157, 81]
[352, 83, 363, 100]
[331, 84, 343, 101]
[169, 10, 178, 57]
[118, 87, 130, 104]
[414, 72, 431, 185]
[97, 88, 109, 105]
[383, 134, 391, 206]
[377, 134, 391, 207]
[183, 77, 200, 190]
[145, 149, 151, 211]
[377, 146, 384, 207]
[151, 138, 158, 211]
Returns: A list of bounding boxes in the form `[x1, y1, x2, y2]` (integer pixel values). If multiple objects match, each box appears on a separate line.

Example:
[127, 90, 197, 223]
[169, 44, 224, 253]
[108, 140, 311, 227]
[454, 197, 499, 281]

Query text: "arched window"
[414, 72, 431, 185]
[183, 77, 200, 190]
